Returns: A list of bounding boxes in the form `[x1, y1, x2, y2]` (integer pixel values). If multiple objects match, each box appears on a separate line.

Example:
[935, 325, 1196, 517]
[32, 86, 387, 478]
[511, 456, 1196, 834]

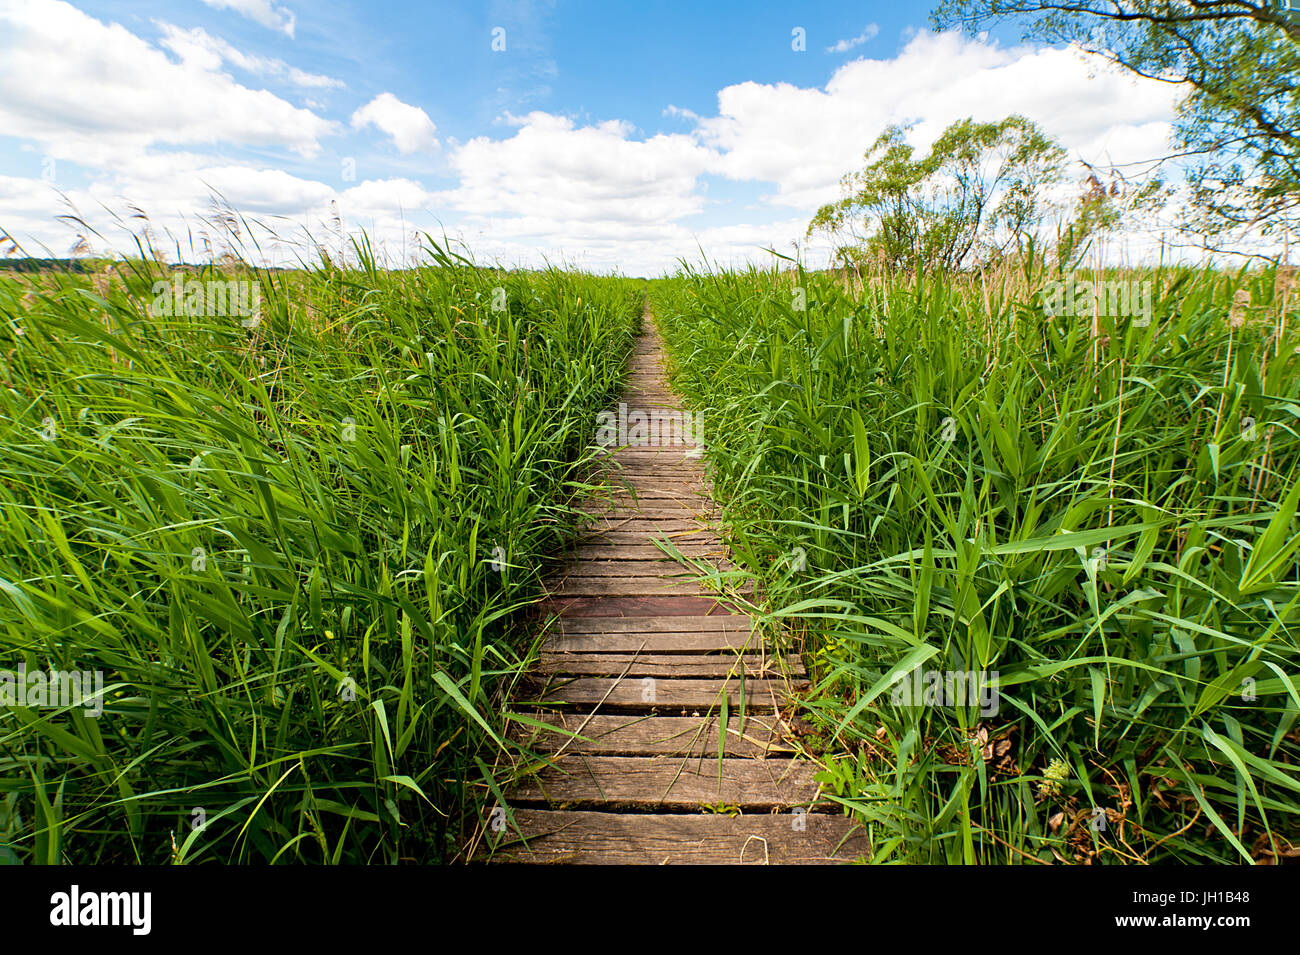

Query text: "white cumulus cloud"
[437, 112, 715, 225]
[698, 30, 1179, 211]
[200, 0, 296, 38]
[351, 93, 440, 154]
[0, 0, 338, 166]
[827, 24, 879, 54]
[157, 23, 343, 89]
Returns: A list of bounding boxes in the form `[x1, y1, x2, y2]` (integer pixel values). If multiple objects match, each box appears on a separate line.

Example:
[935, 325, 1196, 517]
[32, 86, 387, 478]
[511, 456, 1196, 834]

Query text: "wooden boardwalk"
[480, 320, 867, 864]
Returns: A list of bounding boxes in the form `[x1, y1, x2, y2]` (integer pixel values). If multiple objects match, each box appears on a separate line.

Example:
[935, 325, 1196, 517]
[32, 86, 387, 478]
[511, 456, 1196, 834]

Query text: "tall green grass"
[653, 260, 1300, 863]
[0, 236, 640, 863]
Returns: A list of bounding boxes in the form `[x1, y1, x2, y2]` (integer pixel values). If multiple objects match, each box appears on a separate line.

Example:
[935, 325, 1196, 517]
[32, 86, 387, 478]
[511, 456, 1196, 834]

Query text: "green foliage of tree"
[933, 0, 1300, 238]
[808, 115, 1066, 272]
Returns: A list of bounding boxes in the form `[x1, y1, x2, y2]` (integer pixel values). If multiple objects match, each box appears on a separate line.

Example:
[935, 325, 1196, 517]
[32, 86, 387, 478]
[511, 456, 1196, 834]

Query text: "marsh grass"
[0, 234, 640, 863]
[653, 257, 1300, 864]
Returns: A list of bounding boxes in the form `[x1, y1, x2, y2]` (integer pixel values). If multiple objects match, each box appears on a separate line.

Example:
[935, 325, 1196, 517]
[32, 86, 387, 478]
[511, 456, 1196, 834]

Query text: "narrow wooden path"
[480, 318, 868, 864]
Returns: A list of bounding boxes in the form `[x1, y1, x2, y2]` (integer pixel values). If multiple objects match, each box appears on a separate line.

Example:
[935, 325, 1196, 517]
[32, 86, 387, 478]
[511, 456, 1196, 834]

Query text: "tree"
[808, 115, 1066, 272]
[933, 1, 1300, 240]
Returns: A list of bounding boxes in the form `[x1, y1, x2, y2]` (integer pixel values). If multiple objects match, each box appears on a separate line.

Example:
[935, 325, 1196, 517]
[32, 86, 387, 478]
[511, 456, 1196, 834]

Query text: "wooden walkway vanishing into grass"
[477, 319, 868, 864]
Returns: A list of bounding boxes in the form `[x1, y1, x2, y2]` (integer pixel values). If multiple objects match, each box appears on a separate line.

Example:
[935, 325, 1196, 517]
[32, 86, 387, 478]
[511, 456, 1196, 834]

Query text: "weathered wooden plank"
[580, 496, 705, 510]
[550, 576, 713, 597]
[557, 559, 733, 577]
[576, 527, 713, 543]
[575, 522, 716, 533]
[595, 431, 700, 441]
[578, 506, 709, 520]
[601, 466, 707, 475]
[602, 444, 703, 454]
[598, 479, 713, 488]
[572, 531, 722, 547]
[603, 474, 707, 486]
[553, 577, 750, 598]
[544, 632, 763, 653]
[507, 713, 793, 756]
[578, 483, 707, 498]
[597, 473, 712, 483]
[597, 494, 709, 509]
[578, 517, 710, 532]
[592, 415, 696, 427]
[602, 450, 703, 459]
[575, 528, 718, 545]
[537, 652, 802, 678]
[597, 482, 709, 496]
[538, 595, 733, 617]
[595, 433, 698, 442]
[508, 756, 824, 808]
[604, 453, 706, 467]
[553, 614, 755, 633]
[567, 544, 722, 561]
[481, 810, 868, 864]
[555, 559, 693, 576]
[528, 676, 799, 708]
[604, 412, 694, 420]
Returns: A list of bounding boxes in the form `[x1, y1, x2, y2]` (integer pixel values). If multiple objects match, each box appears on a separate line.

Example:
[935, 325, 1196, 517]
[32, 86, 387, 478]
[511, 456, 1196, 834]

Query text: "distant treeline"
[0, 257, 100, 273]
[0, 257, 302, 274]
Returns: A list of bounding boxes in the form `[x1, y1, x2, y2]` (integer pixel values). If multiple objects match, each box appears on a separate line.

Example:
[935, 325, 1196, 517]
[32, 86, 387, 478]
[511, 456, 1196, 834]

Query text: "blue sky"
[62, 1, 934, 134]
[0, 0, 1184, 273]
